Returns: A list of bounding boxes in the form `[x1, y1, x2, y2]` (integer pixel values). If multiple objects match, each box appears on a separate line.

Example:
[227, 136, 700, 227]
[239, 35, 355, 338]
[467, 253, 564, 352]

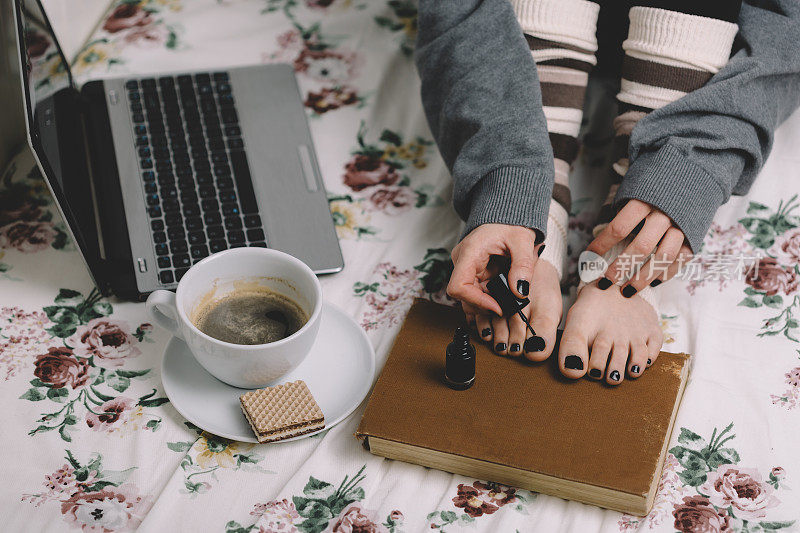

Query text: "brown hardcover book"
[356, 299, 690, 516]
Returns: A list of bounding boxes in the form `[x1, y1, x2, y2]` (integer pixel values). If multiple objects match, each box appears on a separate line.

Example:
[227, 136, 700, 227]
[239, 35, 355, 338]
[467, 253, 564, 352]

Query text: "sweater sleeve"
[415, 0, 555, 239]
[615, 0, 800, 253]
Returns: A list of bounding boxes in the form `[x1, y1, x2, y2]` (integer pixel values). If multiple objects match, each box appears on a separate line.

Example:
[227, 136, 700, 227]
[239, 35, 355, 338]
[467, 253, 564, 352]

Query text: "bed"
[1, 0, 799, 531]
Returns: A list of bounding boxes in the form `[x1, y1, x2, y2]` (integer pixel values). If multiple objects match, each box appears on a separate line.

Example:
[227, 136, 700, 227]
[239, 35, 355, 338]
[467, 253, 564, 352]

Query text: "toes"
[606, 342, 628, 386]
[646, 331, 662, 367]
[525, 261, 562, 362]
[507, 308, 528, 357]
[628, 342, 648, 378]
[587, 336, 612, 380]
[491, 315, 509, 356]
[558, 320, 588, 379]
[476, 315, 493, 344]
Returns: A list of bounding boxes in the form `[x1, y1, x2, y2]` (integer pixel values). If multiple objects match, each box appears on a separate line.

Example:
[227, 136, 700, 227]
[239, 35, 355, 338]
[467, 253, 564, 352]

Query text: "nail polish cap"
[486, 273, 529, 317]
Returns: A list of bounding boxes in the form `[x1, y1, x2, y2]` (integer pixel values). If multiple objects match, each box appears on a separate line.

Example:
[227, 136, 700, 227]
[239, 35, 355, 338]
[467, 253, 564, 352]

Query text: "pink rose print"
[343, 155, 399, 192]
[60, 483, 149, 532]
[250, 499, 300, 533]
[121, 25, 169, 48]
[368, 186, 416, 215]
[33, 347, 90, 389]
[85, 396, 135, 431]
[305, 86, 359, 114]
[67, 318, 141, 368]
[769, 227, 800, 264]
[452, 481, 517, 518]
[745, 257, 798, 296]
[102, 4, 153, 34]
[0, 220, 57, 252]
[294, 49, 360, 84]
[330, 503, 387, 533]
[672, 495, 731, 533]
[699, 464, 780, 520]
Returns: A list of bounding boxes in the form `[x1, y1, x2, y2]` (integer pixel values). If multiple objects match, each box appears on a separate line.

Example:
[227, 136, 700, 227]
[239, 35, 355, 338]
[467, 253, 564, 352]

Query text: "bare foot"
[558, 282, 662, 385]
[476, 259, 563, 361]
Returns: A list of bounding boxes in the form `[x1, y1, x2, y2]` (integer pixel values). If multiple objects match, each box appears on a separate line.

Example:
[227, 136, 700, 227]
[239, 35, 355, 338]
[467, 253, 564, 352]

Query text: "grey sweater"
[415, 0, 800, 252]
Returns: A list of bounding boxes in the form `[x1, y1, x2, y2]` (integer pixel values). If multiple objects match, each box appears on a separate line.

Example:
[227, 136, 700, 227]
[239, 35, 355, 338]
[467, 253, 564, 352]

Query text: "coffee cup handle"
[145, 290, 184, 340]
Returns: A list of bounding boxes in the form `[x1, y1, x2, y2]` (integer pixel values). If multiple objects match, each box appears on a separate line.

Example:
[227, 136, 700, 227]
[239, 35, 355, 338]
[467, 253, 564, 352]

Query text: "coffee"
[193, 287, 308, 345]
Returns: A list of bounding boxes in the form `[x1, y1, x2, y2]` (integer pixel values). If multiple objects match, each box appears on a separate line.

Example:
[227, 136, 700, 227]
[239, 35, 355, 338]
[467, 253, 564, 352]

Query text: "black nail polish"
[650, 279, 662, 287]
[647, 358, 652, 366]
[524, 336, 545, 352]
[537, 244, 546, 256]
[621, 285, 637, 298]
[631, 365, 641, 374]
[564, 355, 584, 370]
[481, 328, 492, 338]
[510, 343, 521, 353]
[517, 280, 529, 297]
[495, 342, 506, 352]
[597, 277, 612, 290]
[609, 370, 621, 382]
[589, 368, 602, 379]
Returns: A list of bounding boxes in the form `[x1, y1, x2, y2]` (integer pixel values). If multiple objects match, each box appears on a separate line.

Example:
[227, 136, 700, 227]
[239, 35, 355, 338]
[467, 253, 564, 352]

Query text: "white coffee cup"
[145, 248, 323, 388]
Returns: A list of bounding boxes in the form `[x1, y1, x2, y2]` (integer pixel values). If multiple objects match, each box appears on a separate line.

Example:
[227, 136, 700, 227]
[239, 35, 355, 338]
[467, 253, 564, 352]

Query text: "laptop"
[10, 0, 343, 300]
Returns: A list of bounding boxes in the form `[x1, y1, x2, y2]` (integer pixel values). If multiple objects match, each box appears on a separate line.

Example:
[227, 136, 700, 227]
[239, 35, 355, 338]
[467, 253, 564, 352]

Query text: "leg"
[559, 2, 740, 382]
[482, 0, 601, 360]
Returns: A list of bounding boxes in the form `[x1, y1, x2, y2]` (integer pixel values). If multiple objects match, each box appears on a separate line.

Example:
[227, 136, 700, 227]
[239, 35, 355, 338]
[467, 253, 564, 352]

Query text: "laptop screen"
[14, 0, 103, 283]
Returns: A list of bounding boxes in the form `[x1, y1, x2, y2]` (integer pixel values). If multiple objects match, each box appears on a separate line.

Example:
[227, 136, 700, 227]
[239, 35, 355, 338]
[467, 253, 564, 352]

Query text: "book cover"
[356, 299, 690, 515]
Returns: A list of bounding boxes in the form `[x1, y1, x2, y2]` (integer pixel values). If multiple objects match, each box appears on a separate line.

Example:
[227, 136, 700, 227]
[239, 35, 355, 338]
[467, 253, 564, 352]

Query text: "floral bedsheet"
[2, 0, 800, 531]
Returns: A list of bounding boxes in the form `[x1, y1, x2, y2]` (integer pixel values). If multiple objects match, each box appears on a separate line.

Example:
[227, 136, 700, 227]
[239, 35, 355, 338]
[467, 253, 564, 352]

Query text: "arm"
[415, 0, 555, 238]
[617, 0, 800, 253]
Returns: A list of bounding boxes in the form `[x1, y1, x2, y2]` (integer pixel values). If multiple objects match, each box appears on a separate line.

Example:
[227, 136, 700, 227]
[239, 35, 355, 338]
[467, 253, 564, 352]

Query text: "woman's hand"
[447, 224, 542, 319]
[587, 200, 692, 294]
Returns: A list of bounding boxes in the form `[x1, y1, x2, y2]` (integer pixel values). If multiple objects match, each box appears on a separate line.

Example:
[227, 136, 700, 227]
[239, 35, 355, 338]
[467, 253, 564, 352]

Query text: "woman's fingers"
[604, 211, 672, 287]
[447, 245, 503, 316]
[650, 243, 693, 286]
[506, 230, 538, 300]
[621, 226, 684, 294]
[587, 200, 653, 257]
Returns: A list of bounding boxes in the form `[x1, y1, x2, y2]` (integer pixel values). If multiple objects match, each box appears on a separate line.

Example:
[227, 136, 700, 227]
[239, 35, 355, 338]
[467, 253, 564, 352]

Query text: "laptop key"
[183, 203, 201, 217]
[146, 193, 160, 206]
[221, 109, 238, 124]
[155, 243, 169, 256]
[153, 231, 167, 243]
[162, 199, 180, 212]
[230, 150, 258, 213]
[175, 267, 189, 281]
[229, 243, 246, 248]
[195, 73, 211, 83]
[171, 241, 188, 254]
[207, 225, 225, 240]
[216, 177, 234, 190]
[209, 240, 227, 253]
[227, 230, 245, 244]
[148, 206, 162, 218]
[217, 83, 232, 94]
[188, 231, 205, 245]
[213, 72, 229, 82]
[227, 138, 243, 149]
[218, 190, 236, 204]
[136, 136, 149, 146]
[167, 227, 185, 240]
[142, 171, 155, 182]
[201, 198, 219, 211]
[203, 211, 222, 225]
[246, 228, 265, 242]
[157, 256, 171, 269]
[165, 212, 183, 225]
[190, 245, 209, 259]
[132, 113, 145, 123]
[125, 80, 138, 90]
[224, 125, 241, 137]
[244, 214, 261, 228]
[199, 187, 216, 199]
[151, 219, 164, 231]
[144, 182, 157, 194]
[185, 217, 203, 231]
[249, 242, 267, 248]
[221, 203, 240, 217]
[159, 270, 174, 284]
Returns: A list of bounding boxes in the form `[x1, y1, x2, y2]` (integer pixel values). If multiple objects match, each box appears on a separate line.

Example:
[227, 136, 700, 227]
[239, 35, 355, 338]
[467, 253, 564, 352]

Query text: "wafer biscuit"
[240, 380, 325, 443]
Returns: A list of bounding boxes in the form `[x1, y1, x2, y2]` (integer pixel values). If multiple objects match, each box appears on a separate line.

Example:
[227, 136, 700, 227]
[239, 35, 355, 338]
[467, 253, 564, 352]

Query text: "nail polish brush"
[486, 272, 537, 338]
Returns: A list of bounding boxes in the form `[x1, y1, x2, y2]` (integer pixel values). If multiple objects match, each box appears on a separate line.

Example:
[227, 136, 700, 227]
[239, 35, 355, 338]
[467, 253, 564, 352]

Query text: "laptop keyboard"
[125, 72, 267, 285]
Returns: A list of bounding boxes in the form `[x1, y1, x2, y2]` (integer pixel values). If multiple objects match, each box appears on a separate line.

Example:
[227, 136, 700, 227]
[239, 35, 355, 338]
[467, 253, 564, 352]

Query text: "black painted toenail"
[564, 355, 584, 370]
[650, 279, 662, 287]
[597, 277, 612, 290]
[510, 343, 520, 352]
[631, 365, 641, 374]
[647, 358, 652, 366]
[589, 368, 602, 379]
[621, 285, 637, 298]
[609, 370, 621, 381]
[524, 336, 545, 352]
[495, 342, 506, 352]
[538, 244, 546, 256]
[481, 328, 492, 338]
[517, 280, 529, 297]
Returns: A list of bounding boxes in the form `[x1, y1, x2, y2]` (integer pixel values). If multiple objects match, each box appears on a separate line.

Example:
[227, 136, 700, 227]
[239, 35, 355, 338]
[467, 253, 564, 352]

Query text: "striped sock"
[589, 6, 738, 308]
[512, 0, 600, 281]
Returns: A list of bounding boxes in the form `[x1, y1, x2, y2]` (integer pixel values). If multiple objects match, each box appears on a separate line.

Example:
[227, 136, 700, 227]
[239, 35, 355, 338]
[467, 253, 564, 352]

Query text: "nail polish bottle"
[445, 327, 475, 390]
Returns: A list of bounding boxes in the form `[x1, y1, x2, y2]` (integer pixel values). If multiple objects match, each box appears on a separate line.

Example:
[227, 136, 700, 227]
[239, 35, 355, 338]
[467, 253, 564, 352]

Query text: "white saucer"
[161, 302, 375, 443]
